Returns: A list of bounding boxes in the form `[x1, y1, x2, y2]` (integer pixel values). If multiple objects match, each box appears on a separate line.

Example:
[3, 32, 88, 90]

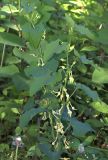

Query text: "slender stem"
[0, 27, 9, 67]
[8, 4, 21, 37]
[15, 145, 19, 160]
[49, 113, 55, 139]
[0, 44, 6, 67]
[88, 146, 108, 152]
[18, 0, 21, 12]
[60, 123, 71, 139]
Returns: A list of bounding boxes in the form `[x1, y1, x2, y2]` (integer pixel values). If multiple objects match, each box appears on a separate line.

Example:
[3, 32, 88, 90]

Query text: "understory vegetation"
[0, 0, 108, 159]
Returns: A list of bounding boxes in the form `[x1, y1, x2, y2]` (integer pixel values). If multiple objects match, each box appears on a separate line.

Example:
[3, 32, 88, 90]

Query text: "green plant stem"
[88, 146, 108, 152]
[49, 113, 55, 139]
[15, 145, 19, 160]
[0, 26, 9, 67]
[0, 44, 6, 67]
[18, 0, 21, 12]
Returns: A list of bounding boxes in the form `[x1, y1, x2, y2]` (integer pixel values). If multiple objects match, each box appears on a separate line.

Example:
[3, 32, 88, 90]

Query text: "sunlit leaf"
[91, 101, 108, 113]
[92, 67, 108, 83]
[81, 46, 97, 52]
[11, 108, 20, 114]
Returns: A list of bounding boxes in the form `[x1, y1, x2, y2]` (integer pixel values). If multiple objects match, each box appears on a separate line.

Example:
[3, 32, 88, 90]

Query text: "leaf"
[86, 119, 104, 128]
[39, 143, 61, 160]
[24, 59, 59, 96]
[19, 108, 45, 127]
[70, 117, 94, 137]
[0, 32, 24, 46]
[77, 63, 87, 73]
[96, 27, 108, 45]
[91, 101, 108, 113]
[46, 71, 62, 86]
[13, 47, 38, 65]
[5, 56, 21, 65]
[25, 66, 50, 78]
[92, 67, 108, 83]
[11, 108, 20, 114]
[80, 55, 93, 65]
[1, 5, 18, 13]
[22, 23, 44, 48]
[12, 74, 29, 91]
[23, 98, 35, 112]
[81, 46, 97, 52]
[65, 13, 75, 28]
[0, 27, 5, 32]
[43, 39, 68, 62]
[69, 138, 80, 150]
[76, 83, 99, 100]
[0, 65, 19, 77]
[24, 59, 58, 77]
[83, 135, 95, 146]
[29, 74, 50, 96]
[75, 24, 95, 40]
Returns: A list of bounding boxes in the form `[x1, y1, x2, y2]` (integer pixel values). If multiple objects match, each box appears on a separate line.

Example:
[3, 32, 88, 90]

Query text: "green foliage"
[19, 108, 46, 128]
[0, 32, 24, 46]
[92, 66, 108, 83]
[0, 0, 108, 160]
[0, 65, 19, 77]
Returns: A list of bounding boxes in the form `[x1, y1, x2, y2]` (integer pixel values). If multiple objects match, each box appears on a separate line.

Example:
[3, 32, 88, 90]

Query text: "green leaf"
[24, 59, 59, 96]
[24, 59, 58, 77]
[1, 5, 18, 13]
[75, 24, 95, 40]
[70, 118, 94, 137]
[5, 56, 21, 65]
[81, 46, 97, 52]
[77, 63, 87, 73]
[83, 135, 95, 146]
[65, 13, 75, 28]
[29, 74, 50, 96]
[86, 119, 104, 128]
[76, 83, 99, 100]
[43, 40, 68, 62]
[80, 55, 93, 65]
[91, 101, 108, 113]
[13, 47, 38, 65]
[11, 108, 20, 114]
[0, 32, 24, 46]
[23, 98, 35, 112]
[0, 65, 19, 77]
[96, 27, 108, 45]
[0, 27, 5, 32]
[25, 66, 50, 78]
[22, 23, 44, 48]
[69, 138, 80, 150]
[12, 74, 29, 91]
[46, 71, 62, 86]
[39, 143, 61, 160]
[19, 108, 45, 127]
[92, 67, 108, 83]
